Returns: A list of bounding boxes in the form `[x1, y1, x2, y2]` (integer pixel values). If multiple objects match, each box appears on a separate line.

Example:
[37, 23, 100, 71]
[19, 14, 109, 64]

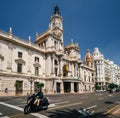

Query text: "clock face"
[53, 29, 62, 37]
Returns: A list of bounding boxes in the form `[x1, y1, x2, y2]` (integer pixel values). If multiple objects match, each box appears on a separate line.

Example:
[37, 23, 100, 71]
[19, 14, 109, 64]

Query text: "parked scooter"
[24, 93, 49, 114]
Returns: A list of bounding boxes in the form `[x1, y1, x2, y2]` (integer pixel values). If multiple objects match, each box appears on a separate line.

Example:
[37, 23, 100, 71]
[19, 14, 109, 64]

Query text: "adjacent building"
[93, 48, 120, 90]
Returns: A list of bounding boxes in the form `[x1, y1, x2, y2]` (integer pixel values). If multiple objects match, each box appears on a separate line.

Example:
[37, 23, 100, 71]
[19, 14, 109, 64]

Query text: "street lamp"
[28, 77, 34, 95]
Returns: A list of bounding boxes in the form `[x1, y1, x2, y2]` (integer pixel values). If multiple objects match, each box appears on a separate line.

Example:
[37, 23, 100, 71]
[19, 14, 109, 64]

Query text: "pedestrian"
[5, 88, 8, 94]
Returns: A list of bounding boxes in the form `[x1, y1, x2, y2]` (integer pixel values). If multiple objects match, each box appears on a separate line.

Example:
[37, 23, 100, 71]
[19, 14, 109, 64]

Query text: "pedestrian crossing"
[0, 112, 9, 118]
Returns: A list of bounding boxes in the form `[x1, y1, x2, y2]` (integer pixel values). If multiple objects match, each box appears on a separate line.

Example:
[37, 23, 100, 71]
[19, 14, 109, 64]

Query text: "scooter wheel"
[24, 105, 31, 114]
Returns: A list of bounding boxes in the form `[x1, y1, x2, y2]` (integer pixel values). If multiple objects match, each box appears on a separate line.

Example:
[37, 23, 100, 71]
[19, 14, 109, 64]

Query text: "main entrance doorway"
[56, 82, 61, 93]
[74, 82, 79, 92]
[64, 82, 71, 93]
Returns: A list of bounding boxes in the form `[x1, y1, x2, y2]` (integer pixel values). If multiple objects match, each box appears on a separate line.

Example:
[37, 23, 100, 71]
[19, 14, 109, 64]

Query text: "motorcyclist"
[34, 89, 44, 106]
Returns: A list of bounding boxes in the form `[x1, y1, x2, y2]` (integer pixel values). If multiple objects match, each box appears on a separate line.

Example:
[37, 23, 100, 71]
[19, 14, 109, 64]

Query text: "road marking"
[30, 113, 48, 118]
[47, 101, 83, 111]
[0, 102, 23, 111]
[104, 105, 120, 115]
[53, 101, 69, 105]
[0, 116, 9, 118]
[0, 102, 48, 118]
[0, 112, 9, 118]
[48, 99, 61, 102]
[48, 104, 55, 108]
[85, 105, 97, 110]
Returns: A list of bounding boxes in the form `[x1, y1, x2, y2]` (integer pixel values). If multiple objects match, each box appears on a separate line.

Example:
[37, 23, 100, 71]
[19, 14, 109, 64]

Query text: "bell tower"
[49, 6, 63, 43]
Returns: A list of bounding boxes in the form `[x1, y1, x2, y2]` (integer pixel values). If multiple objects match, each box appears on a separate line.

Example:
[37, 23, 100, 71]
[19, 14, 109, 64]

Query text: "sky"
[0, 0, 120, 65]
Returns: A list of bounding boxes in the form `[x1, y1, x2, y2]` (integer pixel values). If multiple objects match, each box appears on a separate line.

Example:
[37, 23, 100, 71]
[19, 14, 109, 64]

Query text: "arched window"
[54, 59, 58, 65]
[54, 59, 58, 76]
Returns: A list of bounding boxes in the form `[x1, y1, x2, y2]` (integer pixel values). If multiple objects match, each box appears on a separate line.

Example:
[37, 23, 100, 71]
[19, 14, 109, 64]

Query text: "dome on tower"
[84, 49, 94, 67]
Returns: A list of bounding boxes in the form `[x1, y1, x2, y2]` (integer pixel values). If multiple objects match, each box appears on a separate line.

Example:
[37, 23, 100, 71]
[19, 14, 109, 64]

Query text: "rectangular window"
[35, 67, 39, 76]
[17, 63, 22, 73]
[84, 76, 86, 82]
[35, 57, 39, 63]
[18, 52, 22, 58]
[54, 41, 58, 50]
[55, 67, 57, 76]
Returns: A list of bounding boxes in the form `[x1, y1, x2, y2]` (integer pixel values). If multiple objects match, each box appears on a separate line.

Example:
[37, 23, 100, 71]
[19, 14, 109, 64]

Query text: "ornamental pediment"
[33, 63, 41, 67]
[15, 58, 25, 64]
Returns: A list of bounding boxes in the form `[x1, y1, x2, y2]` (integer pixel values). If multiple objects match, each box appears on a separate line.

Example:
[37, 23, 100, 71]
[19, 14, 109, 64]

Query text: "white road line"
[0, 102, 23, 111]
[30, 113, 48, 118]
[48, 99, 62, 102]
[48, 101, 69, 108]
[53, 101, 69, 105]
[0, 113, 3, 115]
[48, 104, 55, 108]
[85, 105, 97, 110]
[0, 116, 9, 118]
[0, 102, 49, 118]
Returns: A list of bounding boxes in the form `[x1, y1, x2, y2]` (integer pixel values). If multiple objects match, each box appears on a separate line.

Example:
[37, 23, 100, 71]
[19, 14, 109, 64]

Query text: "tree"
[37, 82, 44, 92]
[95, 85, 101, 90]
[108, 83, 118, 90]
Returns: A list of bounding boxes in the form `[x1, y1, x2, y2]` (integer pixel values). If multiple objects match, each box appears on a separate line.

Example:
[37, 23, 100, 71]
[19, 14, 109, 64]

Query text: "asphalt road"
[0, 92, 120, 118]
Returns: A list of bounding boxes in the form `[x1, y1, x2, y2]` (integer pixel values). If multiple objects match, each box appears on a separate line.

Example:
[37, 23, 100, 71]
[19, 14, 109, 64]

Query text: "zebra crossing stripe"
[0, 102, 48, 118]
[0, 112, 9, 118]
[0, 116, 9, 118]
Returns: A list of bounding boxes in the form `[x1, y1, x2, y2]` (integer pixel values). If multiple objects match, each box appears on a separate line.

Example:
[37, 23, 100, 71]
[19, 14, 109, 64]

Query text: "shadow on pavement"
[104, 101, 114, 104]
[48, 108, 111, 118]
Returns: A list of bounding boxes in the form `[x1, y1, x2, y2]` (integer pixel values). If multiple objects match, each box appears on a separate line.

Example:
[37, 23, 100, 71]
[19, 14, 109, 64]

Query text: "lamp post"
[28, 77, 34, 95]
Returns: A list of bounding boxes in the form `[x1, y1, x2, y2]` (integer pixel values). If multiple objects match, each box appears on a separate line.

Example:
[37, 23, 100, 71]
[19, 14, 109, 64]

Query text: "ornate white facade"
[0, 6, 95, 96]
[93, 47, 120, 90]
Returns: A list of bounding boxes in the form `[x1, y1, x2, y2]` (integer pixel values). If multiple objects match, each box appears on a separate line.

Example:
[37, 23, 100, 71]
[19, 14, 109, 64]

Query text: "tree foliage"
[108, 83, 118, 89]
[95, 85, 101, 90]
[37, 82, 44, 91]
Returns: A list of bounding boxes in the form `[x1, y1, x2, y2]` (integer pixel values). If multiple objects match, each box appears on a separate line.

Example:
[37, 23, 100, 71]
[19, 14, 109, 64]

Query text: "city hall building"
[0, 6, 95, 96]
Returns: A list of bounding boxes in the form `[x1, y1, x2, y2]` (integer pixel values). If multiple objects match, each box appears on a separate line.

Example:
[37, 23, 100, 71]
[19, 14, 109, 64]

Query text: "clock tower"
[49, 6, 63, 43]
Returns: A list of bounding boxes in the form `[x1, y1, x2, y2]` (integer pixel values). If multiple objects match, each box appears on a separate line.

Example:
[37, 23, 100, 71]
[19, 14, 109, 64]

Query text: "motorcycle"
[24, 93, 49, 114]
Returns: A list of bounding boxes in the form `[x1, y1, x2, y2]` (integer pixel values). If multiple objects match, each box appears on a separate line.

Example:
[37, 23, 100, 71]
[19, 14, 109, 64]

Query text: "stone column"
[60, 82, 64, 93]
[71, 63, 74, 77]
[7, 43, 13, 72]
[28, 50, 32, 74]
[59, 57, 63, 77]
[51, 55, 55, 76]
[71, 82, 74, 93]
[78, 83, 81, 93]
[51, 56, 53, 73]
